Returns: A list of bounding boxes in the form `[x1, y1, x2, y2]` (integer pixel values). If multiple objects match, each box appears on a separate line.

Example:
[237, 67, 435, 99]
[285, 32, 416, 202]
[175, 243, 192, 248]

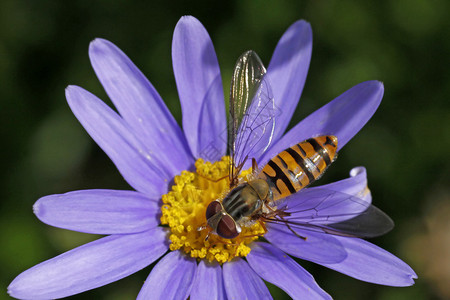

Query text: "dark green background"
[1, 0, 449, 299]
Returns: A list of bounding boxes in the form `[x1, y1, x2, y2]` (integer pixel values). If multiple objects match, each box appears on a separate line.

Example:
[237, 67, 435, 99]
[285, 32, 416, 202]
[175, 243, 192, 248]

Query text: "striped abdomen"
[258, 136, 338, 201]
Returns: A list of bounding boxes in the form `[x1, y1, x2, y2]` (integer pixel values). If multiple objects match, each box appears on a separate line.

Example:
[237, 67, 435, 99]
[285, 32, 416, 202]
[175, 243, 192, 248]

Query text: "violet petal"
[34, 189, 160, 234]
[282, 186, 370, 224]
[261, 81, 384, 165]
[172, 16, 226, 161]
[8, 228, 168, 299]
[223, 258, 272, 300]
[267, 20, 312, 143]
[66, 85, 167, 197]
[265, 223, 347, 264]
[137, 251, 196, 300]
[247, 242, 331, 299]
[310, 166, 371, 204]
[89, 38, 193, 178]
[320, 236, 417, 286]
[190, 260, 226, 300]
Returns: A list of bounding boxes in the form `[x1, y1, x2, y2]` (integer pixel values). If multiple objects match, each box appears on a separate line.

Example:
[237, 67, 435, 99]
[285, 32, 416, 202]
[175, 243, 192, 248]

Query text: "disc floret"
[160, 156, 265, 264]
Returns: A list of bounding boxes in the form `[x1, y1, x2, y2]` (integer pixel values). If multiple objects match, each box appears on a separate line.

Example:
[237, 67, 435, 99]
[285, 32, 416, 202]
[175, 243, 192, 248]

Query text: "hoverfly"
[205, 50, 393, 240]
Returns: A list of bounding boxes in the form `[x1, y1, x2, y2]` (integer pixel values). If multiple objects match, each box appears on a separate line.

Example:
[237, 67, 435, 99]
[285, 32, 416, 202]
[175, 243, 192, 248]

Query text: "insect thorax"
[222, 180, 269, 223]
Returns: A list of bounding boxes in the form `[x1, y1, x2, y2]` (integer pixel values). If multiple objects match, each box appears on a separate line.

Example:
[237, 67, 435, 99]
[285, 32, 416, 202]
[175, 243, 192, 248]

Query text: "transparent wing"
[229, 51, 275, 186]
[264, 188, 394, 238]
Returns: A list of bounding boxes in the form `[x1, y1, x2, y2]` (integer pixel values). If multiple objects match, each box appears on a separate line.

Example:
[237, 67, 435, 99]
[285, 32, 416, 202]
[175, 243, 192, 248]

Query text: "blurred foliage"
[1, 0, 449, 299]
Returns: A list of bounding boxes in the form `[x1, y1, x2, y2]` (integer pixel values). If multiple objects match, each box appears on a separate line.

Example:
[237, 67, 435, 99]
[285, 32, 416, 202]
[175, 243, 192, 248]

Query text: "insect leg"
[258, 219, 268, 233]
[282, 216, 307, 241]
[197, 173, 229, 183]
[262, 205, 307, 241]
[235, 155, 248, 176]
[252, 158, 259, 174]
[200, 225, 213, 241]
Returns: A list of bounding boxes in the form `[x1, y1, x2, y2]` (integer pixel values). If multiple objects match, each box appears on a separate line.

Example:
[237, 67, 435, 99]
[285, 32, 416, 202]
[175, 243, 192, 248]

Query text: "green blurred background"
[1, 0, 449, 299]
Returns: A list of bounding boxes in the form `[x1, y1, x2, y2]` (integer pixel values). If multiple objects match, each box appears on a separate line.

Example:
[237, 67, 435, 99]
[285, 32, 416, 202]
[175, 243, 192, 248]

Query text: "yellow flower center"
[160, 156, 266, 264]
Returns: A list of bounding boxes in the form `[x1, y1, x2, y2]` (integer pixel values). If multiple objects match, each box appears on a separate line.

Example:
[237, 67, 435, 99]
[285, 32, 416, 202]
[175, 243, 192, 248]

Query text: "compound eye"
[217, 214, 239, 239]
[206, 201, 222, 220]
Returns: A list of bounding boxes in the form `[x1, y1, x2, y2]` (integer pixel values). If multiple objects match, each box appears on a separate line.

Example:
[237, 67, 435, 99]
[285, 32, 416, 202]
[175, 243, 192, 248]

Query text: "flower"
[8, 16, 416, 299]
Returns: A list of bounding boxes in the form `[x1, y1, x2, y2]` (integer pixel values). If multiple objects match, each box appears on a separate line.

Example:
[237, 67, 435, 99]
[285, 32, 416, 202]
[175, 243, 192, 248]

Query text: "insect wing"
[229, 51, 276, 185]
[268, 188, 394, 238]
[229, 51, 266, 145]
[235, 75, 276, 170]
[322, 204, 394, 238]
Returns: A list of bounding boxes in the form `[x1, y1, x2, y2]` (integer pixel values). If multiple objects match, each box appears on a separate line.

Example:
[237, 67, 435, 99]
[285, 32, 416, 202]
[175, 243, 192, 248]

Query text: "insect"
[205, 50, 393, 240]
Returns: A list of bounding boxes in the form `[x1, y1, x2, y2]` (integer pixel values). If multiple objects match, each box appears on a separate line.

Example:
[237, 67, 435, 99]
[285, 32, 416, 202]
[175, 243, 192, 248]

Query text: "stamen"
[160, 156, 265, 264]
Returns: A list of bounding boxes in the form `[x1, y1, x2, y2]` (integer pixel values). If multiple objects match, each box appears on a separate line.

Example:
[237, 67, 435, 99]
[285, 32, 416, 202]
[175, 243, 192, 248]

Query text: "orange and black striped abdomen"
[258, 136, 338, 201]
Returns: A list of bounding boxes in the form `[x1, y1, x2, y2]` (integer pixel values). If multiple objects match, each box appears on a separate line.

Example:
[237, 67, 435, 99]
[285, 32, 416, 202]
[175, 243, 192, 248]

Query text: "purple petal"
[172, 16, 226, 161]
[66, 85, 167, 197]
[320, 236, 417, 286]
[282, 187, 370, 224]
[8, 228, 168, 299]
[247, 242, 331, 299]
[34, 189, 160, 234]
[265, 223, 347, 264]
[190, 260, 226, 300]
[267, 20, 312, 143]
[279, 167, 394, 238]
[223, 258, 272, 300]
[261, 81, 384, 165]
[282, 166, 371, 224]
[137, 251, 196, 300]
[89, 38, 193, 178]
[311, 166, 371, 204]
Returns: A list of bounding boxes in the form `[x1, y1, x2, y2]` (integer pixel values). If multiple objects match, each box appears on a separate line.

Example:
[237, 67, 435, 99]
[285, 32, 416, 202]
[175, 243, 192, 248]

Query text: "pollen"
[160, 156, 266, 264]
